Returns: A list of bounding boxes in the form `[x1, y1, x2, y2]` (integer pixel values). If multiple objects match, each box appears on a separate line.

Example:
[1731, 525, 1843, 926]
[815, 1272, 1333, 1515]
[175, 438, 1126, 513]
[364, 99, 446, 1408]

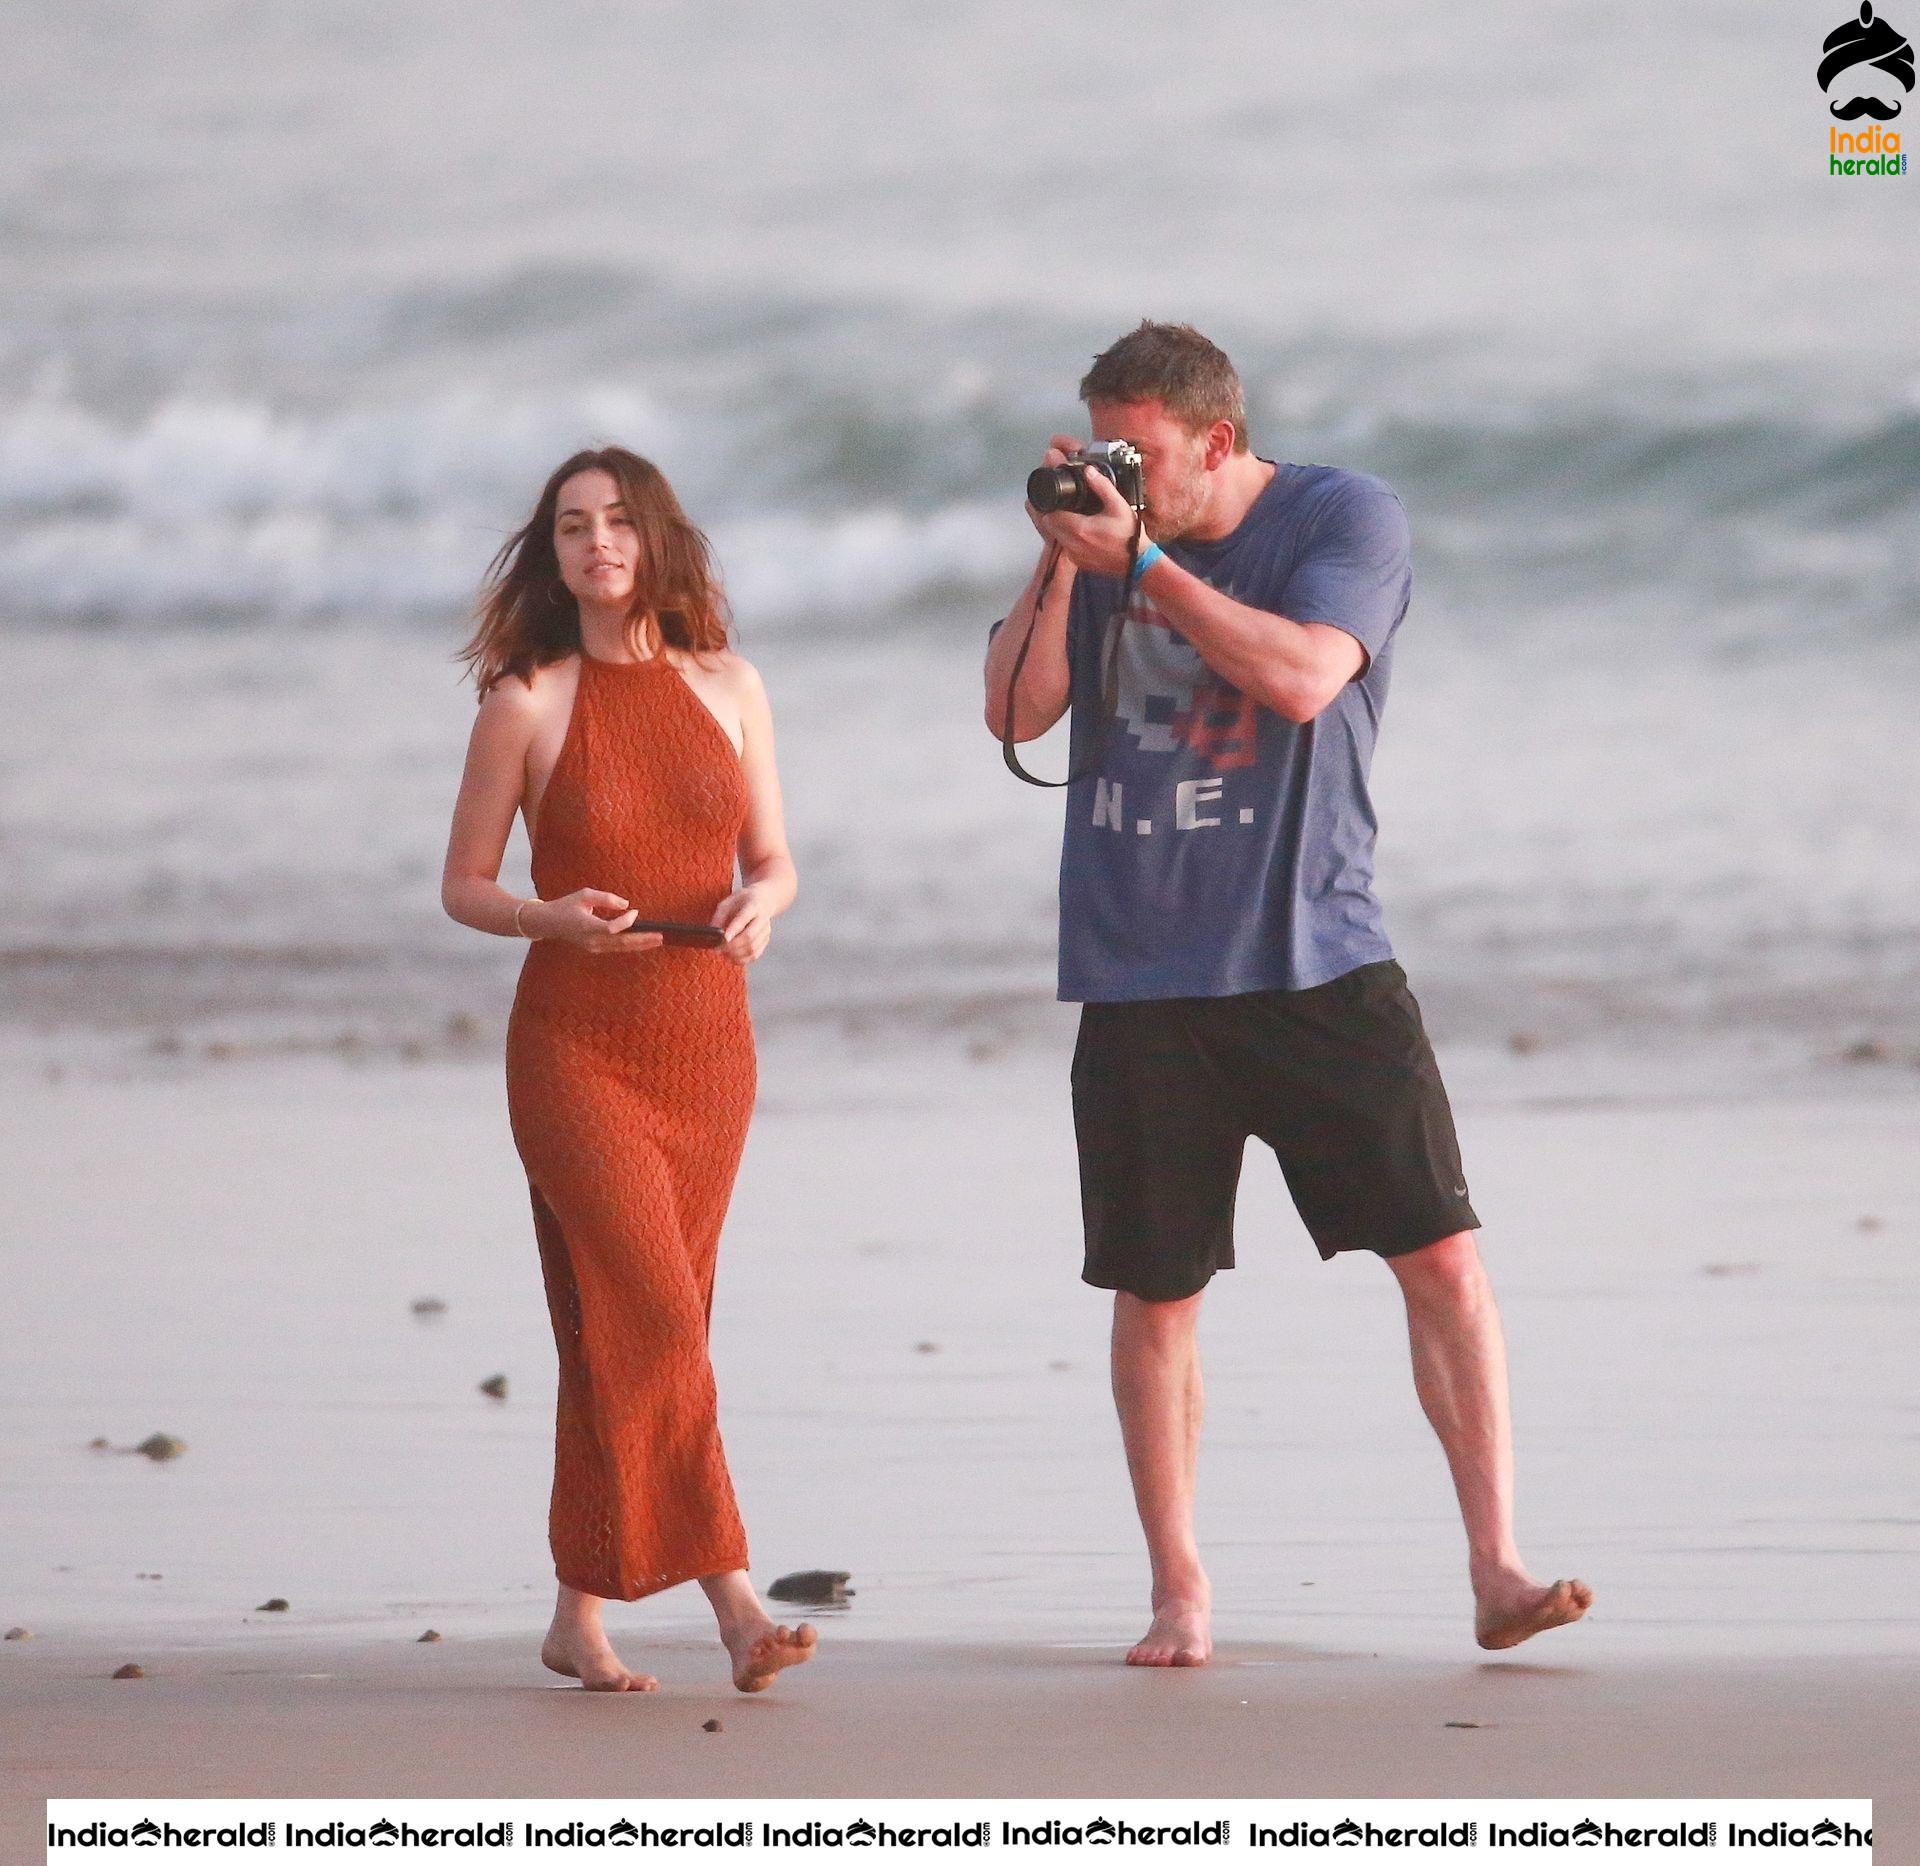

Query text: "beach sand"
[3, 1024, 1916, 1836]
[4, 1629, 1909, 1852]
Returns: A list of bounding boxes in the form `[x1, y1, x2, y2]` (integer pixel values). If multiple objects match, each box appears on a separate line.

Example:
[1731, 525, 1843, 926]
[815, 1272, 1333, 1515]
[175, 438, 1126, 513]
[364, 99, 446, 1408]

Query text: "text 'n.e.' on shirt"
[1056, 460, 1412, 1003]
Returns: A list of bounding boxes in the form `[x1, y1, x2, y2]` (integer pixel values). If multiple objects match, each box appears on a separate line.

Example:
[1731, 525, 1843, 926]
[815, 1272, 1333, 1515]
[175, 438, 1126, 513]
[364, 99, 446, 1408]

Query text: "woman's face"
[552, 469, 639, 609]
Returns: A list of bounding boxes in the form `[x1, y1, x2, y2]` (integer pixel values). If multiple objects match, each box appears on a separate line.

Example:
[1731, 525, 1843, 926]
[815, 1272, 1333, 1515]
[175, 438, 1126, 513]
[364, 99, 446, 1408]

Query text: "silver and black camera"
[1026, 440, 1146, 517]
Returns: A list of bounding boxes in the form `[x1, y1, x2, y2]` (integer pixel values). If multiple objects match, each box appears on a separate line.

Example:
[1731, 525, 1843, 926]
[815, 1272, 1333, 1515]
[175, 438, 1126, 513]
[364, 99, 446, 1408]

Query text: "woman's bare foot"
[723, 1619, 818, 1693]
[701, 1568, 818, 1694]
[541, 1586, 656, 1691]
[1127, 1595, 1212, 1667]
[1474, 1569, 1594, 1651]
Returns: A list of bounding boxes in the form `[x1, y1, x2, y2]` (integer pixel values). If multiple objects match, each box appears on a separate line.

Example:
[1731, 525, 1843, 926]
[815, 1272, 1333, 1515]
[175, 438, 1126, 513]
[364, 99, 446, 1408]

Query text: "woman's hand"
[712, 886, 772, 965]
[524, 889, 665, 954]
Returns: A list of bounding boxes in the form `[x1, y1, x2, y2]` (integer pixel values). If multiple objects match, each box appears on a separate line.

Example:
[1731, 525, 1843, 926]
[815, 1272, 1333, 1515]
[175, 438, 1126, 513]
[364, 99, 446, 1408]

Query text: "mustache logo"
[1819, 1, 1914, 118]
[1831, 93, 1904, 116]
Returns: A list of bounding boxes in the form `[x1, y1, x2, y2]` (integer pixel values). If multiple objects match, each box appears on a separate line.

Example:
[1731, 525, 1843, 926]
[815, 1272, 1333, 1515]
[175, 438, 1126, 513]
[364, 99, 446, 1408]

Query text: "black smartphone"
[620, 918, 727, 948]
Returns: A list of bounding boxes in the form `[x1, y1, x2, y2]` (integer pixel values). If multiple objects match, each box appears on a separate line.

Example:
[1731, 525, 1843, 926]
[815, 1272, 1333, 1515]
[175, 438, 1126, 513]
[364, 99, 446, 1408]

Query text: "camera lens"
[1026, 465, 1102, 517]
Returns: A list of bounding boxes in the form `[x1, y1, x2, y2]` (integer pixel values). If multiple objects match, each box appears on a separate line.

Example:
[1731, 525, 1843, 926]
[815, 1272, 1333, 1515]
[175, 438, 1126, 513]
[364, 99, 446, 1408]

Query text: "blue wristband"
[1128, 541, 1165, 587]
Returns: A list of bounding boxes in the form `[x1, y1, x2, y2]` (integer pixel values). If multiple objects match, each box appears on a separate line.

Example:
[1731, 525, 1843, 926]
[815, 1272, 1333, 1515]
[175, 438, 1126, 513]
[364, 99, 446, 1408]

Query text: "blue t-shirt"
[1055, 460, 1411, 1002]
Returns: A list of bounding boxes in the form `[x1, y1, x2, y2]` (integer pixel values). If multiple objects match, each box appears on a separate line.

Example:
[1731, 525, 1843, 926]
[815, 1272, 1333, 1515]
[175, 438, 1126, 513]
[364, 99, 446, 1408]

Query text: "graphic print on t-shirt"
[1114, 586, 1261, 774]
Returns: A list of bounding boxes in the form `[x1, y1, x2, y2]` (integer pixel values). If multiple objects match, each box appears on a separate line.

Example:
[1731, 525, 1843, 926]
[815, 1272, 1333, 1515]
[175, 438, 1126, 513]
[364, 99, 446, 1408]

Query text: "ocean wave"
[0, 375, 1912, 630]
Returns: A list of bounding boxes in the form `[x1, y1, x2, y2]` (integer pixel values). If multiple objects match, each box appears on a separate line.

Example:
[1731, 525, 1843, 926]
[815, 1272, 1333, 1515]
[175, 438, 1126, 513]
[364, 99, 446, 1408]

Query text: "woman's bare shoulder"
[480, 654, 578, 718]
[707, 648, 766, 699]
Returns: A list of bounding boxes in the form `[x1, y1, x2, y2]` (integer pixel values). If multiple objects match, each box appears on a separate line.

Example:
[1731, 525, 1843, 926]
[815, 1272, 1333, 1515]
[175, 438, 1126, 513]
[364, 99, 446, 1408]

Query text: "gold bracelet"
[513, 897, 539, 938]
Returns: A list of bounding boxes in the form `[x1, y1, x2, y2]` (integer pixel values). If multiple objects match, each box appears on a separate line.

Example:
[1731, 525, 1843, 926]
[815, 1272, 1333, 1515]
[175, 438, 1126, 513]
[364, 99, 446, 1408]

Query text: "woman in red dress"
[442, 447, 815, 1694]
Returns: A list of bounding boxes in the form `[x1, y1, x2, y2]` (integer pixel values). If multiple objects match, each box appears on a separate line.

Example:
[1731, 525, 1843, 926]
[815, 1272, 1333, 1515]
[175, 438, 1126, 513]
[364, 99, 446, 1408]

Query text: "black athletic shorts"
[1070, 959, 1479, 1301]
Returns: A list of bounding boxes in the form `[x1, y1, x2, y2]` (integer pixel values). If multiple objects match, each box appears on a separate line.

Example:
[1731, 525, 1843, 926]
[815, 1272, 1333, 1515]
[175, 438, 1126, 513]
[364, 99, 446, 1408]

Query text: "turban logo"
[1819, 2, 1915, 119]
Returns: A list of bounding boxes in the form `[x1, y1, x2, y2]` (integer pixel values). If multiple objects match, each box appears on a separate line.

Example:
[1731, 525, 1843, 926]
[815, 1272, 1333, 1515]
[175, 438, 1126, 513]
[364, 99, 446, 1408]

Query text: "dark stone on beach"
[148, 1033, 183, 1057]
[256, 1598, 289, 1612]
[411, 1296, 448, 1316]
[112, 1663, 145, 1679]
[1444, 1720, 1482, 1729]
[445, 1012, 481, 1044]
[1858, 1215, 1884, 1232]
[88, 1436, 109, 1450]
[1049, 1359, 1071, 1372]
[1841, 1038, 1890, 1063]
[702, 1718, 723, 1732]
[768, 1570, 854, 1605]
[478, 1374, 508, 1399]
[134, 1433, 186, 1461]
[418, 1629, 442, 1642]
[1507, 1031, 1543, 1055]
[5, 1627, 32, 1640]
[913, 1341, 940, 1354]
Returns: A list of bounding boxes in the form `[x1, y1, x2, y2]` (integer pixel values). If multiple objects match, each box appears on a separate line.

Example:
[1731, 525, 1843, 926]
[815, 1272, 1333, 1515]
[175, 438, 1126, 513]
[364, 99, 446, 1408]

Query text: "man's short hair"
[1079, 322, 1250, 454]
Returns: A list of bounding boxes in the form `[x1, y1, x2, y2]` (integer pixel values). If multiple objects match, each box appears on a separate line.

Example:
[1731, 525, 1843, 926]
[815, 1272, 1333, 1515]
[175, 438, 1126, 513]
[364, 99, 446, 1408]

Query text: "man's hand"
[1025, 437, 1144, 580]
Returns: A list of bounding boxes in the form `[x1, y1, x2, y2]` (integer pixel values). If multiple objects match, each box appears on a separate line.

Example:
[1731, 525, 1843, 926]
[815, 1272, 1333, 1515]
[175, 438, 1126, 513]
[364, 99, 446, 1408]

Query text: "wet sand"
[3, 1628, 1909, 1854]
[3, 1029, 1917, 1828]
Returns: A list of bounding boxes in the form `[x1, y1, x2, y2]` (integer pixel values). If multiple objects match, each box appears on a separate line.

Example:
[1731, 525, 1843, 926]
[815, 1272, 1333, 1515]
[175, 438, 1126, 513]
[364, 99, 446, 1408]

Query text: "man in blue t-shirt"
[983, 321, 1591, 1668]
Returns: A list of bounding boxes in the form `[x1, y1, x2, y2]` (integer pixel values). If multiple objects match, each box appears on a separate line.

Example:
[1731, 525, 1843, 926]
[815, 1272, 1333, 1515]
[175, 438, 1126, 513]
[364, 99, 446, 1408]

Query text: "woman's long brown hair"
[459, 447, 732, 694]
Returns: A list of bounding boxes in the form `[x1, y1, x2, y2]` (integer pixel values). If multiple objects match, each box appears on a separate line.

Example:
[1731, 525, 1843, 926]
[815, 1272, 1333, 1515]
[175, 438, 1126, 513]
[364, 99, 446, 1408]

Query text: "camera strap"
[998, 517, 1142, 789]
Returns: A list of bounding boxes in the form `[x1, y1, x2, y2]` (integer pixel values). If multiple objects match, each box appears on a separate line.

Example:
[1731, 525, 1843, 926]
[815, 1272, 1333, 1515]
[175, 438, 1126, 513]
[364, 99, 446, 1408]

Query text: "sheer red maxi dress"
[505, 650, 754, 1599]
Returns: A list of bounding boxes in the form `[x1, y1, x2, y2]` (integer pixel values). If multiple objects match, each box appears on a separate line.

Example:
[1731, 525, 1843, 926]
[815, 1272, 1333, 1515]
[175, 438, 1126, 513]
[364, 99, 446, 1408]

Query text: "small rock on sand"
[112, 1663, 145, 1679]
[702, 1718, 723, 1733]
[411, 1296, 448, 1316]
[134, 1434, 186, 1461]
[256, 1598, 289, 1612]
[913, 1341, 939, 1355]
[418, 1629, 442, 1642]
[1857, 1215, 1884, 1233]
[1444, 1720, 1482, 1729]
[1507, 1031, 1543, 1056]
[1842, 1039, 1890, 1064]
[768, 1569, 854, 1605]
[478, 1374, 508, 1399]
[87, 1437, 109, 1450]
[5, 1627, 32, 1640]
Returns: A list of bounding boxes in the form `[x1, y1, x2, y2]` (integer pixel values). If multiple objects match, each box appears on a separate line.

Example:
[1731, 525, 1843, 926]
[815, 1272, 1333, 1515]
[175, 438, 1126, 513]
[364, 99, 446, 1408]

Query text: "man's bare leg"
[1387, 1231, 1593, 1649]
[541, 1582, 657, 1690]
[700, 1568, 818, 1693]
[1111, 1289, 1213, 1666]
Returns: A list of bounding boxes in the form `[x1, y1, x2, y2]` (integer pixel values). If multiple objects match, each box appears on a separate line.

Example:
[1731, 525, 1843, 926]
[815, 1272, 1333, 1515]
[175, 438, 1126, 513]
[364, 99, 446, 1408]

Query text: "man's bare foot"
[1474, 1571, 1594, 1651]
[540, 1620, 657, 1692]
[1126, 1597, 1212, 1667]
[724, 1619, 817, 1694]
